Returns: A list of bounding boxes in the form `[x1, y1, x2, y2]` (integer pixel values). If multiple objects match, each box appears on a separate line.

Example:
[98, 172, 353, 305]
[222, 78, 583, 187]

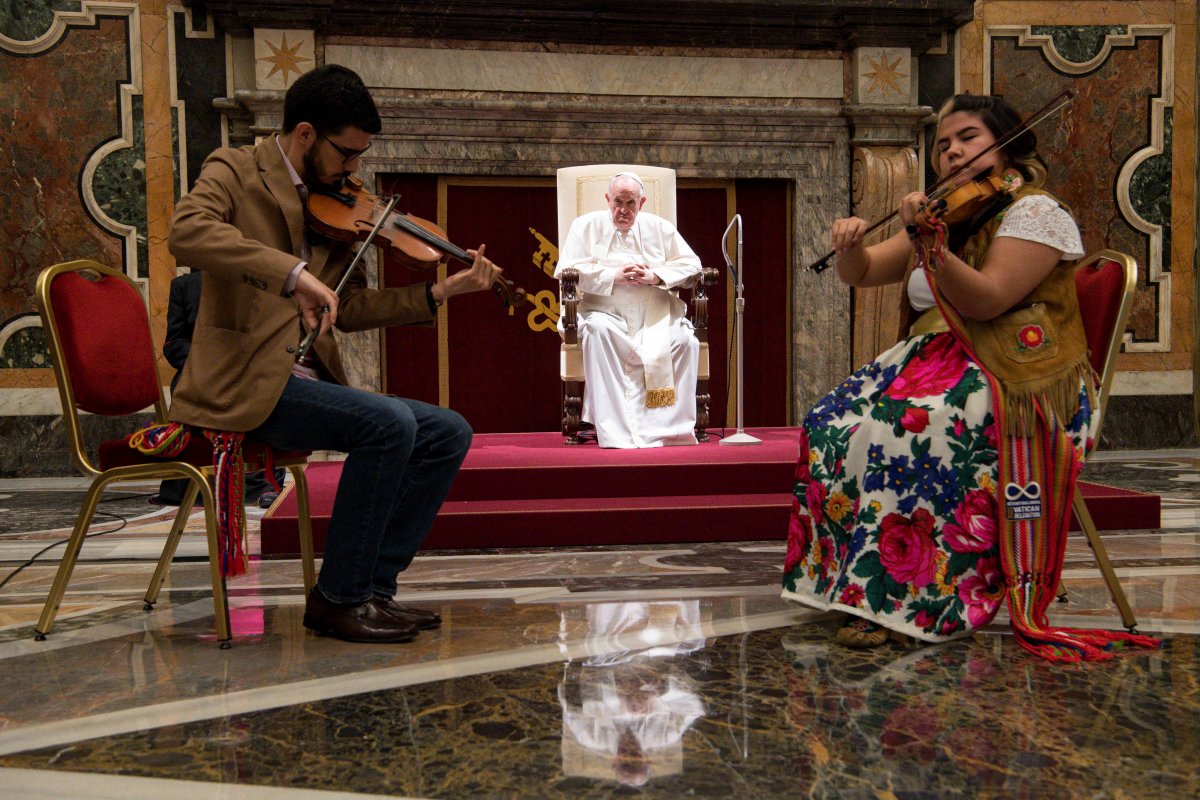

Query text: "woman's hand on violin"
[897, 191, 931, 228]
[294, 268, 338, 337]
[430, 244, 502, 303]
[830, 217, 871, 255]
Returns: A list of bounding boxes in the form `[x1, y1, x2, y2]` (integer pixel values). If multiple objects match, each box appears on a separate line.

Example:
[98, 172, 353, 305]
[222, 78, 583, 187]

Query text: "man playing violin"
[169, 64, 502, 643]
[781, 94, 1154, 662]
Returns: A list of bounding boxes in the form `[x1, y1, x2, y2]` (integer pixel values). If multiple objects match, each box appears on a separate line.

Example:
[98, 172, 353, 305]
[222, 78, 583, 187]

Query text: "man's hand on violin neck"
[431, 244, 503, 303]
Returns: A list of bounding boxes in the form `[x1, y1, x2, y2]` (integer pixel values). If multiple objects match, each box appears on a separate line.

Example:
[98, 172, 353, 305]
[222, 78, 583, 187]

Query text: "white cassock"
[556, 210, 703, 448]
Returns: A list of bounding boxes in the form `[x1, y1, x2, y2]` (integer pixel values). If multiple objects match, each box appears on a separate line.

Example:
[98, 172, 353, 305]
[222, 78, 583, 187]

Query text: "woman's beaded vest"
[909, 184, 1097, 436]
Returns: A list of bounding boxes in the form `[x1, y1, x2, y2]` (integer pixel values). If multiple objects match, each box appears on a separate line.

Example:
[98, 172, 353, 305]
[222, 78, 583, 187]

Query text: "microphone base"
[719, 431, 762, 446]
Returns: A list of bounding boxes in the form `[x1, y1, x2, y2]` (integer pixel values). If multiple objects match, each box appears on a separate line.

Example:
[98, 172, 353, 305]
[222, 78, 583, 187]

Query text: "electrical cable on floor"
[0, 493, 149, 592]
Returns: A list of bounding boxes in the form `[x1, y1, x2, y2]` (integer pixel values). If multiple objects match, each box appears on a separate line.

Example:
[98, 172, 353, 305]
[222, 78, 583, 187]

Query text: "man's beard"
[302, 150, 348, 194]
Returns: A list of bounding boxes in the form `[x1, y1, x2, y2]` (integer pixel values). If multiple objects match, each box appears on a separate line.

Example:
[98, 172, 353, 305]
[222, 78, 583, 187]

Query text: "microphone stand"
[719, 214, 761, 446]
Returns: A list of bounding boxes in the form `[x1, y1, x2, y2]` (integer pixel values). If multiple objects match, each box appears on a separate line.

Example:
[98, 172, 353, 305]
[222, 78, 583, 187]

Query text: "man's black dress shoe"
[371, 595, 442, 630]
[303, 588, 418, 643]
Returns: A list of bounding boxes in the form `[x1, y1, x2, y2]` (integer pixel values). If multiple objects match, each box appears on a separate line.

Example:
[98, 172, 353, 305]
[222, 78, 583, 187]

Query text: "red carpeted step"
[258, 428, 1161, 558]
[1074, 480, 1160, 529]
[446, 429, 798, 500]
[261, 493, 794, 556]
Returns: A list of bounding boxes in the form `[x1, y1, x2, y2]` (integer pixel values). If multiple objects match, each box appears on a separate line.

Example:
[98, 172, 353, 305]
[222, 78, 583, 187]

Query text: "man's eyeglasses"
[318, 134, 371, 165]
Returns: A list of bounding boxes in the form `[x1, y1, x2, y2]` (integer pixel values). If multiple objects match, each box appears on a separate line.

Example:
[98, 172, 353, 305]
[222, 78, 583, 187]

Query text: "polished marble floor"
[0, 450, 1197, 799]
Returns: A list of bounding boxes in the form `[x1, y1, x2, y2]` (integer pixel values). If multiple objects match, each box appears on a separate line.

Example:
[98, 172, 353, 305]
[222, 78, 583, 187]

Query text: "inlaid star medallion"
[258, 32, 311, 84]
[863, 52, 908, 98]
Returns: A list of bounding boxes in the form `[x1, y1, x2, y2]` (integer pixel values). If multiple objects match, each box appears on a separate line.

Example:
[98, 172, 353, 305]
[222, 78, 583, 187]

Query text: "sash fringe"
[129, 422, 248, 577]
[1000, 358, 1098, 437]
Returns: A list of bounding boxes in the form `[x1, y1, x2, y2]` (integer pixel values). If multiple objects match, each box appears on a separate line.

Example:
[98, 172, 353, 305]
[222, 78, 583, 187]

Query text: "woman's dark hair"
[934, 94, 1047, 185]
[282, 64, 382, 136]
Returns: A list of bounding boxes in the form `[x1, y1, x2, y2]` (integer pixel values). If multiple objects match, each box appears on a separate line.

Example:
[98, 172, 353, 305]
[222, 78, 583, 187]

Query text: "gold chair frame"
[1065, 249, 1140, 632]
[33, 260, 315, 647]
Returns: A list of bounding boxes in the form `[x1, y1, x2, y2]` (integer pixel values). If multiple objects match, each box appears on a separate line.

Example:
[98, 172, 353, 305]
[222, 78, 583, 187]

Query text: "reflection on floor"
[0, 450, 1197, 799]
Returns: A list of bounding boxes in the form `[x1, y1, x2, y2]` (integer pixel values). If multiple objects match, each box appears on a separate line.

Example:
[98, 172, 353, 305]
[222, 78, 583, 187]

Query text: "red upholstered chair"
[1067, 249, 1139, 631]
[33, 260, 316, 646]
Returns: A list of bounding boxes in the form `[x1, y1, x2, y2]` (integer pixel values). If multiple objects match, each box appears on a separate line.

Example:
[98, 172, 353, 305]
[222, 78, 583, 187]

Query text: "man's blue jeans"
[249, 376, 472, 604]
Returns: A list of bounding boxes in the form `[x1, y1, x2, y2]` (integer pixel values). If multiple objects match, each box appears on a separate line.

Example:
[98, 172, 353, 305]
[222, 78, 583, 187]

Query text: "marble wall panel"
[960, 3, 1197, 446]
[254, 28, 314, 91]
[989, 33, 1168, 351]
[172, 9, 227, 192]
[327, 44, 843, 99]
[0, 15, 133, 374]
[0, 413, 156, 478]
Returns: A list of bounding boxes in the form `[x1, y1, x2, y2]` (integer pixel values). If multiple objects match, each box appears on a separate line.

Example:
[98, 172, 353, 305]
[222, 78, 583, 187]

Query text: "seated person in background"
[781, 93, 1157, 662]
[555, 172, 702, 448]
[151, 270, 283, 508]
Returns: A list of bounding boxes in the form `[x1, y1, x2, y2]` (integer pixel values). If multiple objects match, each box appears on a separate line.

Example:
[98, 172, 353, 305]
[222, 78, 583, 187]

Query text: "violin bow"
[294, 193, 400, 365]
[806, 88, 1075, 274]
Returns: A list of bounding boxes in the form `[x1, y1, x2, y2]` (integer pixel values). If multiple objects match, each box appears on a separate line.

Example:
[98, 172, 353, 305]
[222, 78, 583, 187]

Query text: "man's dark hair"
[282, 64, 382, 136]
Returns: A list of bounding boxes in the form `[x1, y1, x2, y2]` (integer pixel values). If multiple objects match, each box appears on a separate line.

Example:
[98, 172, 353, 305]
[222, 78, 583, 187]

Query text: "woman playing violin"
[782, 94, 1157, 661]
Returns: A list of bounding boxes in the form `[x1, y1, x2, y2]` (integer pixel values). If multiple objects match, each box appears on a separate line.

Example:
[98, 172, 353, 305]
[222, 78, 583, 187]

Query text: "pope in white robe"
[555, 172, 703, 448]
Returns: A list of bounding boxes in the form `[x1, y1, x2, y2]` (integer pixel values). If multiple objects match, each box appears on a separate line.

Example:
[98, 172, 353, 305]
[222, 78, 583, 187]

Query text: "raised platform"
[259, 428, 1162, 557]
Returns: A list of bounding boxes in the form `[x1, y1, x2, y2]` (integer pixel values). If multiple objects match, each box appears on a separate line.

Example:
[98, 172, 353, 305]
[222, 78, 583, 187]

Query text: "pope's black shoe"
[303, 588, 419, 643]
[371, 595, 442, 630]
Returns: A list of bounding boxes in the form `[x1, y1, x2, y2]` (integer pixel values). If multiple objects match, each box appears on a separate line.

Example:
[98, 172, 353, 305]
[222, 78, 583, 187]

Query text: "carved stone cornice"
[842, 104, 934, 147]
[221, 89, 852, 178]
[186, 0, 973, 54]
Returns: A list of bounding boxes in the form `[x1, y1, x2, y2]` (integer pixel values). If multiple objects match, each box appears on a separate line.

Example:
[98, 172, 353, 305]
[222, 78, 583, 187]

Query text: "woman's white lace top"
[907, 193, 1085, 312]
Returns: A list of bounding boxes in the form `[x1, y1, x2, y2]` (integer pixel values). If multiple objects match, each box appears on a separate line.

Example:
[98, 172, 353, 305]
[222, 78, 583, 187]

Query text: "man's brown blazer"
[167, 137, 434, 432]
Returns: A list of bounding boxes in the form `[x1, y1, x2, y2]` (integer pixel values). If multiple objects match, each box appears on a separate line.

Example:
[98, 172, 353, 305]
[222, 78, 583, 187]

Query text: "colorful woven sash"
[924, 269, 1160, 662]
[128, 423, 263, 578]
[993, 399, 1157, 660]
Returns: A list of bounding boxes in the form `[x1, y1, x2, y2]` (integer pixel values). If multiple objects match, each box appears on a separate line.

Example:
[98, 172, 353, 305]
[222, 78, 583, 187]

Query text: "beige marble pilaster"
[139, 0, 176, 384]
[843, 46, 925, 370]
[848, 146, 919, 367]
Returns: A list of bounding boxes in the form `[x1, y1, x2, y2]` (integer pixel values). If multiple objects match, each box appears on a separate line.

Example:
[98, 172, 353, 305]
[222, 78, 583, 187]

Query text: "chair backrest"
[556, 164, 677, 250]
[36, 260, 166, 475]
[1073, 249, 1137, 434]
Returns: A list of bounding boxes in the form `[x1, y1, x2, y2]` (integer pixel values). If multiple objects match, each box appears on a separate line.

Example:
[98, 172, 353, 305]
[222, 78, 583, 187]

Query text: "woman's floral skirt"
[781, 332, 1092, 642]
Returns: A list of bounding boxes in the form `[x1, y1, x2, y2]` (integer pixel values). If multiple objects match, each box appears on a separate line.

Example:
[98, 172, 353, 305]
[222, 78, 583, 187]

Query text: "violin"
[304, 176, 528, 310]
[911, 169, 1007, 233]
[806, 89, 1073, 273]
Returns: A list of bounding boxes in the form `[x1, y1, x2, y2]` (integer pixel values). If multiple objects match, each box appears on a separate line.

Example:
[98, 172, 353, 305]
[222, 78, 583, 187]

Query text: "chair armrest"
[559, 267, 580, 346]
[685, 267, 719, 337]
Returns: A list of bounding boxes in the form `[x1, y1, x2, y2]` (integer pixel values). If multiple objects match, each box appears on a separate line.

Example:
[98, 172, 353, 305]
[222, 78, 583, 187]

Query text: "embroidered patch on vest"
[1014, 324, 1053, 353]
[1004, 481, 1043, 520]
